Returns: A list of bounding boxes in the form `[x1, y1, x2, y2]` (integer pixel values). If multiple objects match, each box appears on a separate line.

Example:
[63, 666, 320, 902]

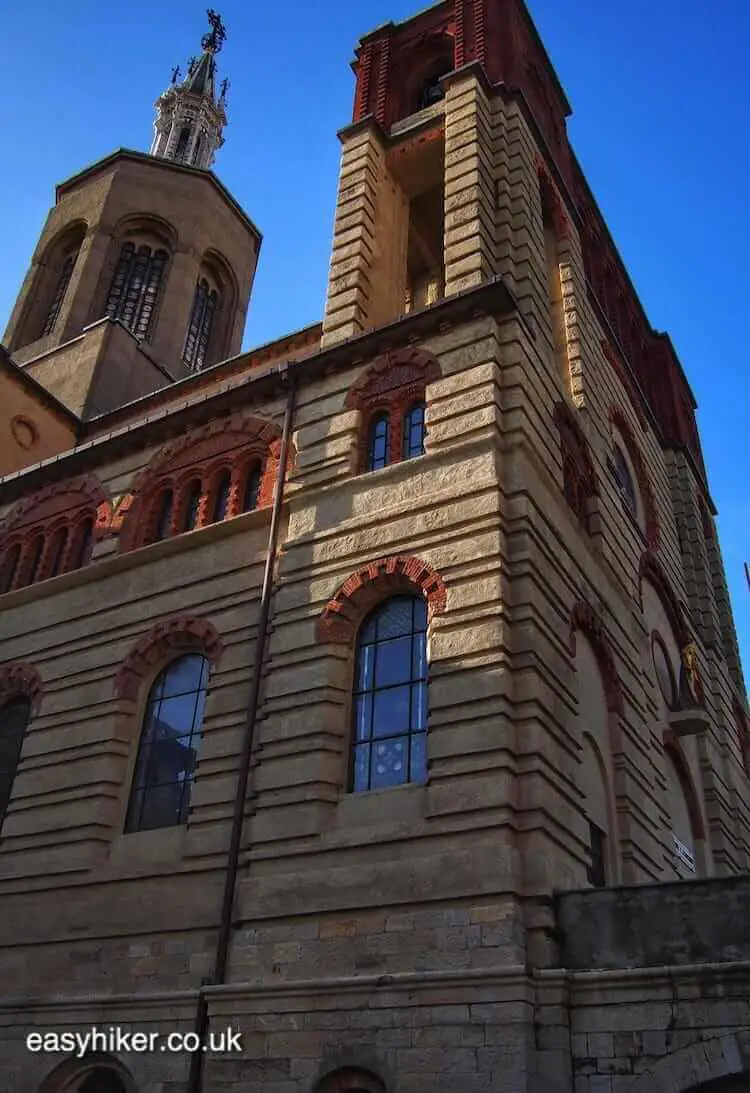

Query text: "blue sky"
[1, 0, 748, 681]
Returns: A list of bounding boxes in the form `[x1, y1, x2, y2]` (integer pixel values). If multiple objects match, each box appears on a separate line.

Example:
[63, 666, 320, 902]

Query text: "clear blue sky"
[1, 0, 748, 682]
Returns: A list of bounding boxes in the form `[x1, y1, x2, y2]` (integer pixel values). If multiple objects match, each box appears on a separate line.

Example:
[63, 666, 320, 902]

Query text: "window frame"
[124, 653, 210, 835]
[348, 595, 429, 794]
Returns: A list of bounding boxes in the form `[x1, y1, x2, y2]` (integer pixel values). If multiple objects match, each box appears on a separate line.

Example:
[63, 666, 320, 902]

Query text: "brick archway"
[118, 412, 292, 551]
[609, 405, 660, 548]
[0, 661, 43, 715]
[316, 555, 448, 645]
[37, 1052, 137, 1093]
[114, 615, 224, 701]
[569, 601, 624, 716]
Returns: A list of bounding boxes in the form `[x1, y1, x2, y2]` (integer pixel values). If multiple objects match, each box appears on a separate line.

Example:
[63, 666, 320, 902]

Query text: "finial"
[201, 9, 227, 54]
[187, 56, 197, 76]
[220, 77, 230, 101]
[171, 64, 181, 85]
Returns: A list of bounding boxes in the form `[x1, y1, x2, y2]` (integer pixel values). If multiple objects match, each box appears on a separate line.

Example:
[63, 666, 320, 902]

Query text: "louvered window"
[41, 252, 77, 336]
[104, 242, 168, 340]
[183, 278, 219, 370]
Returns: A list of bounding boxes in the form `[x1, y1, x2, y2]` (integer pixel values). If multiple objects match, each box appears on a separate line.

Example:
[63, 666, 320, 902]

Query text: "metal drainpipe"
[187, 367, 297, 1093]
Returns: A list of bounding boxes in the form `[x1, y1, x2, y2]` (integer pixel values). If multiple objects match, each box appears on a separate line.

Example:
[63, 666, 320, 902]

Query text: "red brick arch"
[0, 474, 107, 592]
[316, 555, 448, 645]
[118, 412, 292, 552]
[345, 347, 442, 472]
[0, 661, 43, 715]
[569, 601, 624, 716]
[609, 405, 660, 548]
[114, 615, 224, 702]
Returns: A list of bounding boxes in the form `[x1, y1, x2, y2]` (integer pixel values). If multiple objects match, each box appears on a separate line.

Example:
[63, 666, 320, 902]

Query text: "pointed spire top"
[149, 11, 230, 171]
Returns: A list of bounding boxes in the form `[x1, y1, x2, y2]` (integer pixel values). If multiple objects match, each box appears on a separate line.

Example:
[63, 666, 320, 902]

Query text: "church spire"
[150, 10, 230, 171]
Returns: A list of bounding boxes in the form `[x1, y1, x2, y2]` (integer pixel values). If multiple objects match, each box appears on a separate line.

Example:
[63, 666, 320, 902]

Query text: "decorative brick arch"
[601, 340, 648, 431]
[314, 1067, 386, 1093]
[119, 412, 292, 552]
[628, 1035, 749, 1093]
[639, 551, 690, 648]
[114, 615, 224, 701]
[0, 661, 43, 715]
[0, 474, 107, 592]
[345, 347, 442, 472]
[569, 601, 624, 716]
[609, 405, 660, 547]
[38, 1053, 138, 1093]
[553, 402, 598, 530]
[316, 555, 448, 645]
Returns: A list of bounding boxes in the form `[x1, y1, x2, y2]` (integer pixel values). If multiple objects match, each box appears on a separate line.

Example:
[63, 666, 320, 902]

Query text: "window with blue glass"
[367, 413, 390, 472]
[402, 401, 426, 460]
[125, 654, 209, 833]
[351, 596, 428, 792]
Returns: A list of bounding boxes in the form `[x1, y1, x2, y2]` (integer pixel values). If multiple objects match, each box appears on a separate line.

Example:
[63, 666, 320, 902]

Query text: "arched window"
[70, 517, 94, 571]
[367, 413, 390, 472]
[351, 596, 428, 793]
[22, 535, 45, 588]
[47, 526, 69, 578]
[104, 241, 168, 340]
[41, 251, 77, 337]
[242, 463, 262, 513]
[183, 277, 219, 370]
[415, 61, 452, 111]
[212, 471, 231, 523]
[402, 401, 426, 460]
[611, 442, 638, 518]
[182, 480, 202, 532]
[174, 126, 191, 162]
[0, 699, 31, 833]
[125, 654, 209, 833]
[0, 544, 21, 594]
[153, 489, 173, 543]
[652, 631, 677, 711]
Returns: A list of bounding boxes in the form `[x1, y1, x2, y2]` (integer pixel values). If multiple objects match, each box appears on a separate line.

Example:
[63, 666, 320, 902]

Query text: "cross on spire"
[202, 9, 227, 54]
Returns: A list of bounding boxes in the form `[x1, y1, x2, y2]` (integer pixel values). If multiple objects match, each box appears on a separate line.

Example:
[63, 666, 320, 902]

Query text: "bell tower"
[2, 11, 261, 419]
[321, 0, 572, 348]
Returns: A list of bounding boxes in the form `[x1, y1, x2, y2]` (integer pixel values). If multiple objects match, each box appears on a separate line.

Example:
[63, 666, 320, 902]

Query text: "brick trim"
[609, 405, 660, 548]
[0, 661, 43, 715]
[662, 728, 706, 841]
[114, 615, 224, 702]
[119, 413, 290, 552]
[0, 474, 107, 592]
[316, 555, 448, 645]
[345, 347, 441, 472]
[569, 601, 624, 716]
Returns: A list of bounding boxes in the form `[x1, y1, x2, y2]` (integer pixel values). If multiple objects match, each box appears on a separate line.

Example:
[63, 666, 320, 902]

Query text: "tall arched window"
[183, 277, 219, 370]
[182, 480, 202, 532]
[104, 241, 168, 340]
[402, 401, 426, 460]
[153, 489, 173, 543]
[612, 443, 638, 518]
[351, 596, 428, 792]
[0, 699, 31, 833]
[70, 517, 94, 572]
[367, 413, 390, 472]
[125, 655, 209, 833]
[174, 126, 191, 162]
[41, 251, 77, 337]
[47, 526, 69, 578]
[242, 464, 262, 513]
[22, 535, 45, 588]
[0, 544, 21, 594]
[212, 471, 231, 523]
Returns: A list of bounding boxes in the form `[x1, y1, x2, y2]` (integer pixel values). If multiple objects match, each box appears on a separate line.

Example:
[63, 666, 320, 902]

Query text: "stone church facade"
[0, 4, 748, 1093]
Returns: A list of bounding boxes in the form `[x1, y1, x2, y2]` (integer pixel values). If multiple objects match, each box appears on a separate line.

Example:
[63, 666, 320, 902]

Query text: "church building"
[0, 4, 749, 1093]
